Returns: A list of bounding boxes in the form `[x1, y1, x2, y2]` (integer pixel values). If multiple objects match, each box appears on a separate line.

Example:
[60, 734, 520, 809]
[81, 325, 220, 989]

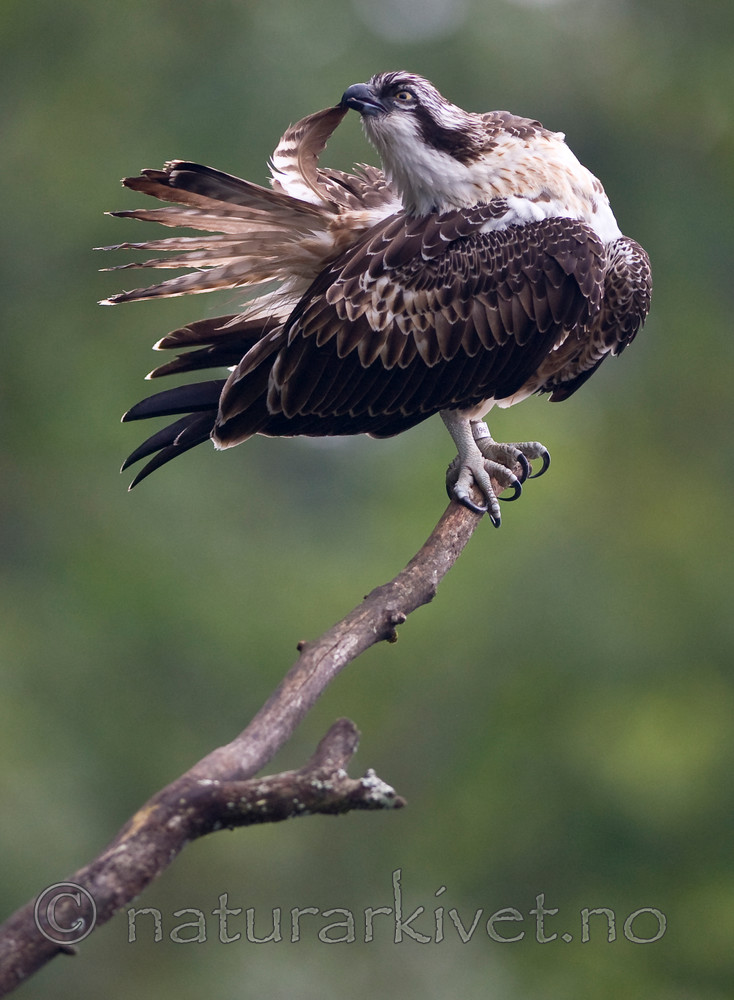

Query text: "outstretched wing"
[100, 105, 400, 310]
[214, 204, 606, 445]
[107, 105, 403, 485]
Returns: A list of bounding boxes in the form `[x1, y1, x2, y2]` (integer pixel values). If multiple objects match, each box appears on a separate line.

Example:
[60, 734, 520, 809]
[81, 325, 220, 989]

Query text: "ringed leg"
[441, 411, 520, 525]
[441, 411, 550, 526]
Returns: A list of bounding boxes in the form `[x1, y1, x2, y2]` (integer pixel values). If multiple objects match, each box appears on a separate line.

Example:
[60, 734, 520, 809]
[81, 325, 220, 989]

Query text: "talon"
[499, 476, 522, 502]
[450, 479, 489, 514]
[446, 455, 494, 515]
[528, 448, 551, 479]
[515, 451, 530, 483]
[457, 493, 489, 516]
[441, 413, 544, 526]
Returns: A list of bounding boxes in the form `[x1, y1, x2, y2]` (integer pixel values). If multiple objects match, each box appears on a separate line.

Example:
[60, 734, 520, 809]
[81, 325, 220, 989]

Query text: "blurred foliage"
[1, 0, 733, 996]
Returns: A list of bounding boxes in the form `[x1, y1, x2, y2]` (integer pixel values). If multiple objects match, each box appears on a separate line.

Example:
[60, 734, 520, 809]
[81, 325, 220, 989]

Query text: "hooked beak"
[340, 83, 386, 117]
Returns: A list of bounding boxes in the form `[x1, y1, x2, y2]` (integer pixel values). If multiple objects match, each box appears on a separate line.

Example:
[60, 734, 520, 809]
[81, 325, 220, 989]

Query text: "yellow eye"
[394, 89, 415, 104]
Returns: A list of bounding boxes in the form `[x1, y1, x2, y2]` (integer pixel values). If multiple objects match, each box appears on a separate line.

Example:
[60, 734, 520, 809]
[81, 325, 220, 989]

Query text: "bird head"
[341, 72, 488, 215]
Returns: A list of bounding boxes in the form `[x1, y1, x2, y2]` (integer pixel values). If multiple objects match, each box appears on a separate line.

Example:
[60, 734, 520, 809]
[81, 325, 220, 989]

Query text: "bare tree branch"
[189, 496, 486, 783]
[0, 494, 493, 995]
[0, 719, 402, 994]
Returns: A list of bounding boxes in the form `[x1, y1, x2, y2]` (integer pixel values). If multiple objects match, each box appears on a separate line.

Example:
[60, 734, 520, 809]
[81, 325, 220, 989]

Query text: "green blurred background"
[2, 0, 733, 996]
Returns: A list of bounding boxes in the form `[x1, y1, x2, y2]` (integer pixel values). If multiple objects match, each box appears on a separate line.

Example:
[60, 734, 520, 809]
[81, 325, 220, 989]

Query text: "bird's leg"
[441, 411, 550, 526]
[441, 412, 515, 525]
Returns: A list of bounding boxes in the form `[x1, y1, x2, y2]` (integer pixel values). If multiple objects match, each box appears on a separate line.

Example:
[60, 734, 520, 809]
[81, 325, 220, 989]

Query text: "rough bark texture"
[0, 493, 497, 995]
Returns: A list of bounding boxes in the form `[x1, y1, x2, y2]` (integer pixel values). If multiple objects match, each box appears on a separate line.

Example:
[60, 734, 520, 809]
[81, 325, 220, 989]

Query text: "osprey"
[102, 72, 651, 524]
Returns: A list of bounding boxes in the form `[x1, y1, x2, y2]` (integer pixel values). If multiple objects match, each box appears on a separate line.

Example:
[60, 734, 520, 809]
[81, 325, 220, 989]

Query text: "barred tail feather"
[98, 156, 339, 306]
[270, 105, 348, 204]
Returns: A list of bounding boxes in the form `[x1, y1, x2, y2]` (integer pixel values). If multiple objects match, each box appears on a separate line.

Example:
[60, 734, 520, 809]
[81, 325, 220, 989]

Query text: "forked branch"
[0, 494, 491, 995]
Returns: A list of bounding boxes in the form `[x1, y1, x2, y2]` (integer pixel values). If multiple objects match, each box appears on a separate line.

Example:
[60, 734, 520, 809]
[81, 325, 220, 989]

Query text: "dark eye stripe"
[412, 106, 481, 164]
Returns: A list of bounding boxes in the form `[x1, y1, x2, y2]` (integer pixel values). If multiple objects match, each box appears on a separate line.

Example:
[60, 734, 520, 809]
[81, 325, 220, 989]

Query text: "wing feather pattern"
[214, 208, 606, 446]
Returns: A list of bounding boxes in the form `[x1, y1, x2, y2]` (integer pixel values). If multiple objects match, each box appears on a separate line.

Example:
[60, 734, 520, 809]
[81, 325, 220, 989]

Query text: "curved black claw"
[528, 448, 551, 479]
[446, 479, 489, 515]
[499, 478, 522, 503]
[515, 451, 531, 483]
[460, 494, 491, 516]
[445, 457, 495, 516]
